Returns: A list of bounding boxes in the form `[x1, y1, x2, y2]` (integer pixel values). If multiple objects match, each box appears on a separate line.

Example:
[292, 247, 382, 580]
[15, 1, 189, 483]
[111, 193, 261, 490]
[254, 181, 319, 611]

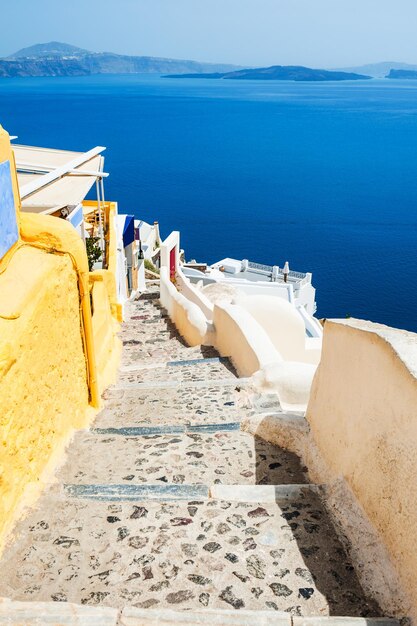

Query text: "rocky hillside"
[7, 41, 89, 59]
[0, 41, 239, 77]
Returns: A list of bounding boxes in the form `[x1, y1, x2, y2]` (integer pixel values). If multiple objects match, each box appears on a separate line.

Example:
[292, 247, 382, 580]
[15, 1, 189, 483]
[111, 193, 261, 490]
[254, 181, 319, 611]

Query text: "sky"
[2, 0, 417, 68]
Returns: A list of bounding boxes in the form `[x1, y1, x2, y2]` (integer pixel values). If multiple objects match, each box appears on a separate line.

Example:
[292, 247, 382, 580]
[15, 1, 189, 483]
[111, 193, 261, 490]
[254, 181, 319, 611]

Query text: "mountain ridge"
[7, 41, 89, 59]
[0, 41, 240, 77]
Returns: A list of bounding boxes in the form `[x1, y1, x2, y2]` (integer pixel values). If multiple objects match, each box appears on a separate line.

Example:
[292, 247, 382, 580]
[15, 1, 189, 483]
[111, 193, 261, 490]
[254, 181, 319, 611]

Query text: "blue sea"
[0, 74, 416, 331]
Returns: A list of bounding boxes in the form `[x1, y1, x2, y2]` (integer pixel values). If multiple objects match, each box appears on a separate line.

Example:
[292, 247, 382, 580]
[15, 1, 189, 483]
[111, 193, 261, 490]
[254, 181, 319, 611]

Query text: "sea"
[0, 74, 416, 331]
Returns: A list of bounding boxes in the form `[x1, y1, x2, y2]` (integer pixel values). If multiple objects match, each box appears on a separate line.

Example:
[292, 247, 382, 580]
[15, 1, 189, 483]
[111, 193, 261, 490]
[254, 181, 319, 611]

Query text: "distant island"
[334, 61, 417, 78]
[387, 69, 417, 79]
[166, 65, 371, 82]
[0, 41, 239, 78]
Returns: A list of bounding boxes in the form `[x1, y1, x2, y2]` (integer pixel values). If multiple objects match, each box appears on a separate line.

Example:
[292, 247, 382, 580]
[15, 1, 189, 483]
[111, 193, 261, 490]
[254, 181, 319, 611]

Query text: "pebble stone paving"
[0, 283, 381, 617]
[0, 492, 378, 615]
[56, 430, 308, 486]
[97, 385, 242, 427]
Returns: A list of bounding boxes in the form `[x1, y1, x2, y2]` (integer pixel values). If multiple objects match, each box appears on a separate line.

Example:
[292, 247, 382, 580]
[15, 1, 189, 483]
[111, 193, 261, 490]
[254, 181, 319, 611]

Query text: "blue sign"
[0, 160, 18, 260]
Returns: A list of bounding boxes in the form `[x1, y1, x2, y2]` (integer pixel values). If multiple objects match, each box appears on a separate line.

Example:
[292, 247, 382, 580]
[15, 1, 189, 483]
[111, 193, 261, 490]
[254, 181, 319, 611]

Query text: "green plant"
[86, 236, 102, 271]
[144, 258, 160, 275]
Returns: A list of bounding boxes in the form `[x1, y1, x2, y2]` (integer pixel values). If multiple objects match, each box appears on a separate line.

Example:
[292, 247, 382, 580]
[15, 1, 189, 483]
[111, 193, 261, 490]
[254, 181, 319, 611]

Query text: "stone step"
[120, 320, 212, 363]
[0, 491, 381, 615]
[120, 336, 206, 359]
[116, 360, 238, 386]
[0, 601, 400, 626]
[92, 422, 241, 436]
[120, 610, 400, 626]
[98, 384, 244, 428]
[293, 620, 399, 626]
[64, 483, 209, 502]
[209, 485, 321, 503]
[119, 607, 291, 625]
[112, 378, 250, 392]
[166, 357, 231, 368]
[57, 428, 308, 486]
[120, 298, 220, 365]
[120, 346, 221, 367]
[119, 357, 233, 376]
[119, 357, 230, 374]
[134, 289, 160, 300]
[62, 483, 320, 504]
[0, 598, 117, 624]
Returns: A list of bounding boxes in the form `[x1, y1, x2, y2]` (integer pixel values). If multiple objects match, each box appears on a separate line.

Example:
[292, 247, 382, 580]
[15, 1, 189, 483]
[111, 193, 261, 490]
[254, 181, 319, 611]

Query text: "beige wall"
[307, 318, 417, 618]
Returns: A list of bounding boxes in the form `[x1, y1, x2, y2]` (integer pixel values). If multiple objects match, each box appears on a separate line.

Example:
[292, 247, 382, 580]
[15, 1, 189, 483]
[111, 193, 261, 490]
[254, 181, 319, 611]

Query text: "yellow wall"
[307, 318, 417, 619]
[83, 200, 123, 323]
[0, 246, 89, 547]
[90, 273, 121, 391]
[0, 126, 121, 551]
[101, 202, 123, 323]
[87, 200, 123, 389]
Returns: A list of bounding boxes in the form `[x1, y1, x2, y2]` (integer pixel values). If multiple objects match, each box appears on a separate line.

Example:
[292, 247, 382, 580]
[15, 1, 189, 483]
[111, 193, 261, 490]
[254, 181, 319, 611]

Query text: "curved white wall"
[213, 301, 317, 410]
[238, 295, 321, 365]
[213, 301, 282, 377]
[176, 267, 214, 321]
[159, 267, 207, 347]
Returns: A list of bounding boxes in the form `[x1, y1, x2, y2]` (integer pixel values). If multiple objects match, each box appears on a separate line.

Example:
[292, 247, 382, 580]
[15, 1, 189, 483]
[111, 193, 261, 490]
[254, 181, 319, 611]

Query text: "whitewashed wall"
[159, 267, 208, 346]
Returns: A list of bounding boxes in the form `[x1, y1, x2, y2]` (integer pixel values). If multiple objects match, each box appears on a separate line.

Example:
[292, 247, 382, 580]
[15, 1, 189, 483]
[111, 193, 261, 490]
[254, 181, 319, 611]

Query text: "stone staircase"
[0, 284, 400, 625]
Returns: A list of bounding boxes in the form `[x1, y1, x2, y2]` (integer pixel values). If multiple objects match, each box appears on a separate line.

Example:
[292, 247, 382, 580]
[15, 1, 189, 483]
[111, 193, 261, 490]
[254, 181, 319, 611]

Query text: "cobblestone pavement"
[0, 491, 376, 615]
[0, 284, 380, 617]
[97, 385, 241, 427]
[56, 430, 308, 486]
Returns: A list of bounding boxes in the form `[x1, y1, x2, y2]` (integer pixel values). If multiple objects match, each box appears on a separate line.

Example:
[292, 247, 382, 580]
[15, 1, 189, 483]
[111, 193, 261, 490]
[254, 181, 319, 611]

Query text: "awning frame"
[18, 146, 107, 200]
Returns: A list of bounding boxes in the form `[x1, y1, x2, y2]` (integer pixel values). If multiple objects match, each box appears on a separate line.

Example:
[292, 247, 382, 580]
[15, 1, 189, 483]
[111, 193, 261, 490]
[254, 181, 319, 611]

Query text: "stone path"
[0, 283, 383, 619]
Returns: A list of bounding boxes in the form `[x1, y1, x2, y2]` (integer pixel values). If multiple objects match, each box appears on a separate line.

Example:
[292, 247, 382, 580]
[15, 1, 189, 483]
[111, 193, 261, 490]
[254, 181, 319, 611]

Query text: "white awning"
[13, 144, 107, 215]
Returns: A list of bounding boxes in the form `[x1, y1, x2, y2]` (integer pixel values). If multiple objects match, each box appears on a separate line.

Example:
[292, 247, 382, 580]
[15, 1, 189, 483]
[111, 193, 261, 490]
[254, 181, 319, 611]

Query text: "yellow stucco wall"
[0, 125, 121, 551]
[0, 246, 89, 547]
[83, 200, 123, 323]
[90, 273, 122, 391]
[88, 201, 123, 389]
[307, 318, 417, 619]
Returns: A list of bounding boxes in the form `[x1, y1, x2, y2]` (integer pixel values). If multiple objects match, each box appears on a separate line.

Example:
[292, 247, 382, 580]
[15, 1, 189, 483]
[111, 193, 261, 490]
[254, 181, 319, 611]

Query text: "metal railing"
[247, 261, 307, 282]
[247, 261, 273, 273]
